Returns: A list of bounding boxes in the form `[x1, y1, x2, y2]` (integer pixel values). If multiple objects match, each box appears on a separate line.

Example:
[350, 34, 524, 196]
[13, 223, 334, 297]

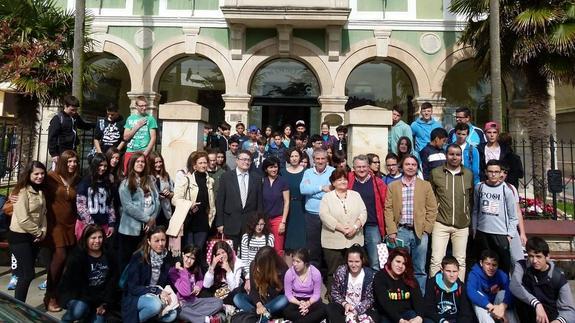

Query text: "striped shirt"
[239, 233, 275, 278]
[400, 177, 416, 226]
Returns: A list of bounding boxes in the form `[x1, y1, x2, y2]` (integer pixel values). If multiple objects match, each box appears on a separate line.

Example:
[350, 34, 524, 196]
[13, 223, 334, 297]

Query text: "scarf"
[149, 250, 168, 286]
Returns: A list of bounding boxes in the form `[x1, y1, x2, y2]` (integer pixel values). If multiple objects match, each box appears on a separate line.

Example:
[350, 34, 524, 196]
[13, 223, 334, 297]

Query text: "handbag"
[205, 233, 234, 263]
[376, 239, 389, 269]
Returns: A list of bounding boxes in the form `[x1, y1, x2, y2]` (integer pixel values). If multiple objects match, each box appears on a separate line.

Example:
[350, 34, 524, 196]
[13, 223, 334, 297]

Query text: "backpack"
[518, 259, 565, 300]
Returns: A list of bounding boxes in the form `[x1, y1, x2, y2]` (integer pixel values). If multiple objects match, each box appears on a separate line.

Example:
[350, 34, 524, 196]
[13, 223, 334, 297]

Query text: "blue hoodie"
[448, 123, 486, 146]
[461, 143, 480, 185]
[466, 263, 513, 309]
[411, 117, 442, 153]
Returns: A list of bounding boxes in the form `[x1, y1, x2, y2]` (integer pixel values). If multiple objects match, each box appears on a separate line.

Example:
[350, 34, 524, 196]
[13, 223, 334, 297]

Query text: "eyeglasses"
[237, 158, 251, 162]
[371, 161, 380, 164]
[386, 164, 398, 167]
[136, 103, 147, 108]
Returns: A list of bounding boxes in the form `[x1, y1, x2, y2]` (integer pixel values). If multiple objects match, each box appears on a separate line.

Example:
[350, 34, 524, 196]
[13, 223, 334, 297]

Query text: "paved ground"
[0, 266, 574, 321]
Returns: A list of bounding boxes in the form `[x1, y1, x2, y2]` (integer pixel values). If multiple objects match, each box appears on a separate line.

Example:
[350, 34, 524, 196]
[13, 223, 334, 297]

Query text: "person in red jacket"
[347, 154, 387, 270]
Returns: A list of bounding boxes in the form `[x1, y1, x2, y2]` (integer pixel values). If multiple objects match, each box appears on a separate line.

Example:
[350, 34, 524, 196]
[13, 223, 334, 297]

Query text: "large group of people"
[3, 94, 574, 323]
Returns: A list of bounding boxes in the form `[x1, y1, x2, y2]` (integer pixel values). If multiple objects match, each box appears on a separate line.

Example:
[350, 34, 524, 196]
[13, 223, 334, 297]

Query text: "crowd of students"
[3, 94, 575, 323]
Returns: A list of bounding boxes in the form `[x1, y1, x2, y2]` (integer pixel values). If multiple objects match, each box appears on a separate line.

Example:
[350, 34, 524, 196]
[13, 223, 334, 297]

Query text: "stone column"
[158, 100, 209, 177]
[318, 95, 348, 134]
[127, 91, 162, 118]
[222, 94, 251, 130]
[412, 97, 447, 124]
[37, 101, 60, 165]
[344, 105, 392, 162]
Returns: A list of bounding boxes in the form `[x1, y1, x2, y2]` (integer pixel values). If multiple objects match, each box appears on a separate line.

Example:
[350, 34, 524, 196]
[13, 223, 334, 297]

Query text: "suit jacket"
[215, 169, 263, 236]
[384, 177, 437, 239]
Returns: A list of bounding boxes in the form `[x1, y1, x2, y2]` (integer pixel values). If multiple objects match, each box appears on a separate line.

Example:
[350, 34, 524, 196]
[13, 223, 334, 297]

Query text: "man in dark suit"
[215, 149, 263, 249]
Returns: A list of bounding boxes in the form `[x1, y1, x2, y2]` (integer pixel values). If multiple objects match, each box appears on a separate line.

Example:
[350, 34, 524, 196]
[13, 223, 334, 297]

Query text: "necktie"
[240, 173, 247, 208]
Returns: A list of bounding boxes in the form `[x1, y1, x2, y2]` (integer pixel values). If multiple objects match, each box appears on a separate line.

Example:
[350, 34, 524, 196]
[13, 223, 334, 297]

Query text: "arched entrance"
[249, 58, 320, 131]
[345, 59, 415, 121]
[158, 56, 225, 124]
[83, 53, 132, 118]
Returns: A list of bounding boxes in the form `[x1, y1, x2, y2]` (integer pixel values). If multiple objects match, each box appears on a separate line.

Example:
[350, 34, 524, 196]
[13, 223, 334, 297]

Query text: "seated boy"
[510, 237, 575, 323]
[466, 250, 517, 323]
[424, 255, 472, 322]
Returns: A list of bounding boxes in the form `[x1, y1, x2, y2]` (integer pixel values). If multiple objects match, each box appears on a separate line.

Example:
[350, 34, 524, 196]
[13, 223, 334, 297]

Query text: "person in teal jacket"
[454, 123, 480, 185]
[410, 102, 442, 153]
[389, 106, 413, 154]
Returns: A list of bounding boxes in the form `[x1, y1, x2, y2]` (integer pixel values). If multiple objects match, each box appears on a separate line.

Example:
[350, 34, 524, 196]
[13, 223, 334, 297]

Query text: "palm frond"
[513, 7, 559, 34]
[549, 22, 575, 52]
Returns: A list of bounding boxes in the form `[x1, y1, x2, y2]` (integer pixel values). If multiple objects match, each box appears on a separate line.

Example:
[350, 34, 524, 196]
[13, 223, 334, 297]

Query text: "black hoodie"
[424, 273, 472, 322]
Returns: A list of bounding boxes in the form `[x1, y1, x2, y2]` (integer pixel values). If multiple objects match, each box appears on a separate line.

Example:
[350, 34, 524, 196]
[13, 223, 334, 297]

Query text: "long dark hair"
[245, 213, 271, 241]
[79, 224, 106, 251]
[181, 244, 203, 279]
[13, 160, 47, 195]
[252, 246, 287, 299]
[88, 153, 111, 193]
[105, 147, 123, 184]
[210, 241, 236, 284]
[55, 149, 80, 185]
[137, 226, 167, 264]
[149, 151, 171, 182]
[126, 152, 151, 193]
[396, 136, 413, 164]
[385, 248, 418, 289]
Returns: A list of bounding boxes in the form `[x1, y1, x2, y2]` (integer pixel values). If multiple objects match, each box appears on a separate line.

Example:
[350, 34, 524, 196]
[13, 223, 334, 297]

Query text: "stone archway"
[142, 35, 235, 95]
[236, 38, 333, 96]
[333, 38, 431, 99]
[90, 33, 142, 91]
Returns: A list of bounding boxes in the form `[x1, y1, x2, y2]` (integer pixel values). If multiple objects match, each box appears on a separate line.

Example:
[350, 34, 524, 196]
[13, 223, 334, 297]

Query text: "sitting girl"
[203, 240, 245, 304]
[122, 226, 177, 323]
[239, 213, 274, 292]
[283, 248, 326, 323]
[169, 244, 223, 323]
[233, 246, 288, 323]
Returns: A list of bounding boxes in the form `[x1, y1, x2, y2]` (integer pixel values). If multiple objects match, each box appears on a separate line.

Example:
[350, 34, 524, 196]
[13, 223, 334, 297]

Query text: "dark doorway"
[262, 106, 310, 132]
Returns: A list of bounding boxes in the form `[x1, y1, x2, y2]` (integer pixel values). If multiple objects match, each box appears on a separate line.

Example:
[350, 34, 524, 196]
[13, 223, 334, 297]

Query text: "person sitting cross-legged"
[510, 237, 575, 323]
[466, 249, 518, 323]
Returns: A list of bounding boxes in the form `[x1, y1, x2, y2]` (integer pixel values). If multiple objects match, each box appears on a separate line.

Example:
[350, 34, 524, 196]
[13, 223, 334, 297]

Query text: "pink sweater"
[168, 267, 204, 302]
[283, 265, 322, 303]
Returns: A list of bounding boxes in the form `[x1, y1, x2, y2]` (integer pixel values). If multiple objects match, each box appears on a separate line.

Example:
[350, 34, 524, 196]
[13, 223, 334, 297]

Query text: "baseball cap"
[296, 120, 306, 126]
[484, 121, 499, 132]
[248, 125, 258, 133]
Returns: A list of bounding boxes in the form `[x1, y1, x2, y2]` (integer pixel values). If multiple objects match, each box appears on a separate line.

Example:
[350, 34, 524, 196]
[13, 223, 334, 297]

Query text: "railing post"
[550, 135, 558, 220]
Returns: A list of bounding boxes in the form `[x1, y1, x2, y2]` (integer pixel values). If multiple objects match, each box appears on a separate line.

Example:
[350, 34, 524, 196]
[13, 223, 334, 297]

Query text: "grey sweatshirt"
[510, 260, 575, 323]
[472, 181, 517, 236]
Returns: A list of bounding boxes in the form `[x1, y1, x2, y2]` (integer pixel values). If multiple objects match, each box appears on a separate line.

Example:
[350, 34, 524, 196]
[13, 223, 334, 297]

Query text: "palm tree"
[450, 0, 575, 198]
[0, 0, 97, 168]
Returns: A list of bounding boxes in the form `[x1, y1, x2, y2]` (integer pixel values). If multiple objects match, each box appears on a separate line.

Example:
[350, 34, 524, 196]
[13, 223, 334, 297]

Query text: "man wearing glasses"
[215, 150, 263, 249]
[448, 107, 486, 146]
[123, 96, 158, 172]
[472, 159, 518, 273]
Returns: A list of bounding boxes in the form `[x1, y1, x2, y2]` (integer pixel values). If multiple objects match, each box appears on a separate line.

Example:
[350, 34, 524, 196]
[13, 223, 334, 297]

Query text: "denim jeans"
[137, 293, 177, 322]
[233, 292, 288, 316]
[396, 226, 428, 294]
[61, 300, 105, 323]
[364, 225, 383, 270]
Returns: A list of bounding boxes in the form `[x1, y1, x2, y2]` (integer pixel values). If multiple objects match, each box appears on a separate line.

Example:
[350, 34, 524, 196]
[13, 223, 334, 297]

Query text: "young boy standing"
[424, 256, 472, 322]
[510, 237, 575, 323]
[472, 159, 518, 273]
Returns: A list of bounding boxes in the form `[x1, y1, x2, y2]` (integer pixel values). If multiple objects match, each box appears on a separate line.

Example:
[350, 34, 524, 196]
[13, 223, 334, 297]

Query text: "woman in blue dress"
[282, 148, 307, 265]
